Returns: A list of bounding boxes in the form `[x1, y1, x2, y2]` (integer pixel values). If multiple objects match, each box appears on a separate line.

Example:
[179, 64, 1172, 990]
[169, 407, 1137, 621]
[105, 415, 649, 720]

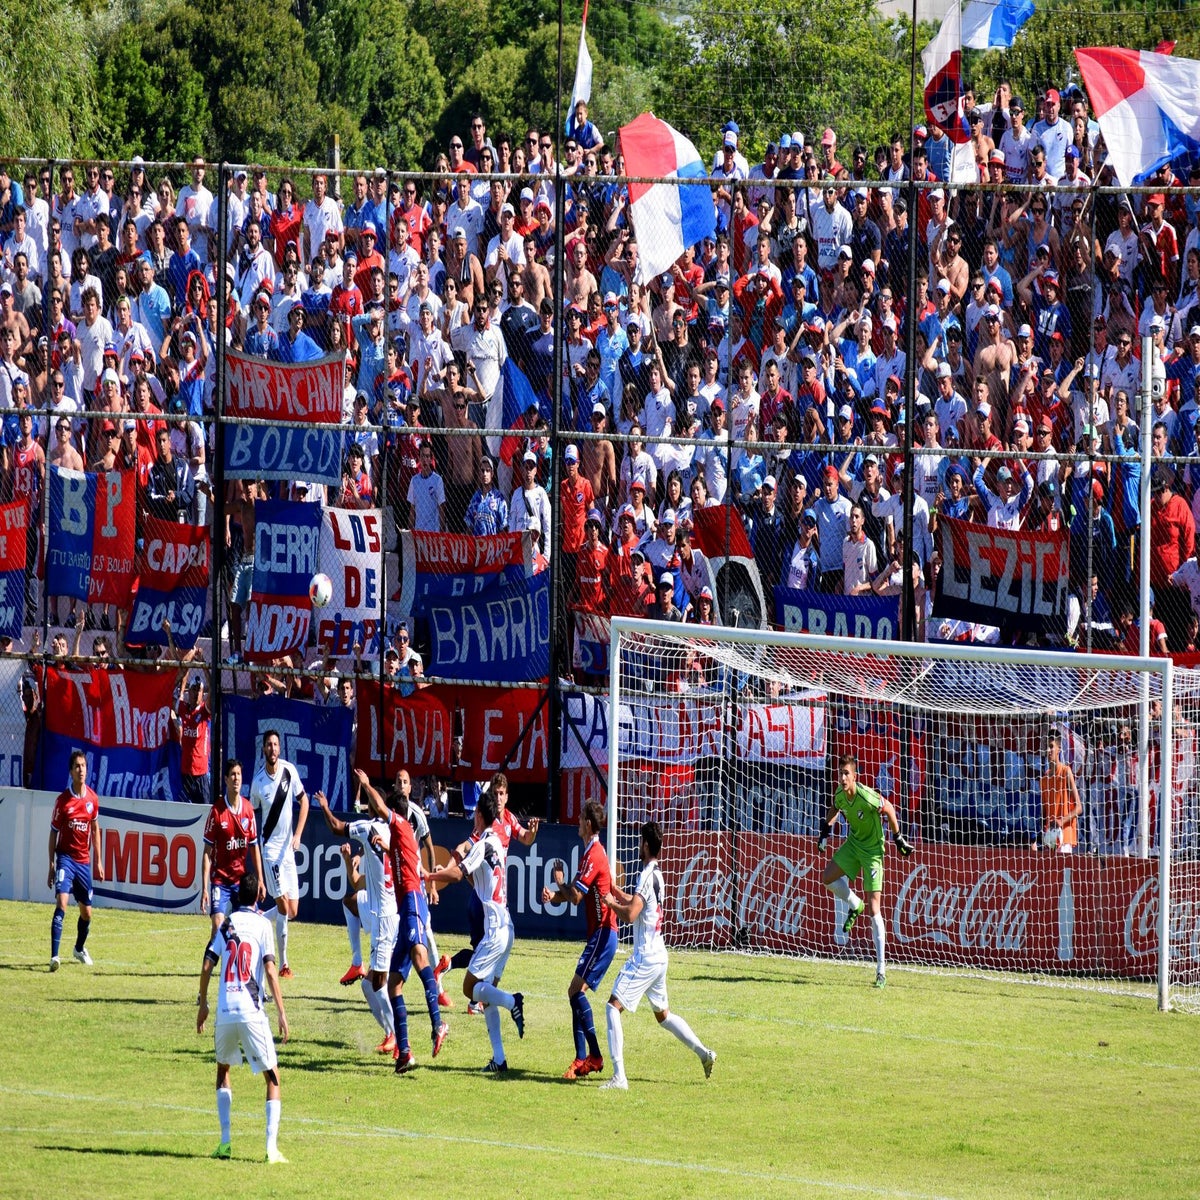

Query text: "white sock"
[344, 907, 362, 967]
[660, 1012, 706, 1058]
[360, 976, 388, 1031]
[484, 1003, 505, 1063]
[375, 984, 394, 1034]
[871, 913, 886, 973]
[265, 1098, 280, 1154]
[275, 909, 289, 967]
[217, 1087, 232, 1143]
[472, 981, 514, 1010]
[426, 928, 440, 965]
[828, 876, 861, 909]
[605, 1003, 625, 1080]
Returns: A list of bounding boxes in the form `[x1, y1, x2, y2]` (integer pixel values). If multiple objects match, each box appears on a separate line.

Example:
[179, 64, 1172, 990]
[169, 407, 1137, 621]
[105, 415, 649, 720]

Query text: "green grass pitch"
[2, 899, 1199, 1199]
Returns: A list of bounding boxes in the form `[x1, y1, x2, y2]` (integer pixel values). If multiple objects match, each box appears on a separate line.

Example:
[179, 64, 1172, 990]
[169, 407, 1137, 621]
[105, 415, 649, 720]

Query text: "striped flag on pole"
[570, 0, 593, 115]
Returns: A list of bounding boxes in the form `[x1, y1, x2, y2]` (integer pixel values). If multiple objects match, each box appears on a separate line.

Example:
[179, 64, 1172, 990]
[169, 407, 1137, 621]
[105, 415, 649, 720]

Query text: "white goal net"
[605, 619, 1200, 1012]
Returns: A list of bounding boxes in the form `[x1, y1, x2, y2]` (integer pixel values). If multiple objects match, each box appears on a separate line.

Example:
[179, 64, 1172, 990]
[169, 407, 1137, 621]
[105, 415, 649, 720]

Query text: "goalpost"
[605, 618, 1200, 1012]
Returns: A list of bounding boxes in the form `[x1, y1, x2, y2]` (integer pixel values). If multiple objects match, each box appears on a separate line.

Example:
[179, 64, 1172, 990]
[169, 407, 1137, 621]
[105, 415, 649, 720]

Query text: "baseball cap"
[452, 226, 467, 240]
[520, 187, 535, 202]
[1012, 416, 1030, 433]
[837, 245, 853, 261]
[564, 444, 579, 462]
[1189, 325, 1200, 338]
[522, 449, 537, 465]
[661, 508, 677, 525]
[585, 508, 602, 525]
[723, 131, 737, 148]
[699, 585, 714, 600]
[936, 278, 951, 294]
[929, 188, 945, 202]
[821, 127, 836, 146]
[1065, 144, 1081, 160]
[779, 134, 792, 149]
[838, 404, 854, 422]
[821, 464, 839, 481]
[870, 401, 889, 417]
[976, 400, 992, 418]
[592, 401, 607, 417]
[1147, 192, 1166, 207]
[762, 475, 777, 492]
[882, 316, 897, 332]
[500, 202, 515, 215]
[630, 479, 646, 492]
[658, 572, 674, 588]
[1045, 87, 1061, 104]
[864, 452, 879, 466]
[1091, 479, 1104, 502]
[1017, 323, 1033, 339]
[936, 361, 953, 379]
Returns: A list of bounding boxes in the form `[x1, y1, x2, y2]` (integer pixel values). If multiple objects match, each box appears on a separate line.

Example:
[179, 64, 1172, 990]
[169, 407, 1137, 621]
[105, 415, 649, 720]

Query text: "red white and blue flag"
[961, 0, 1035, 51]
[1075, 47, 1200, 185]
[921, 0, 977, 183]
[618, 113, 716, 282]
[45, 467, 137, 606]
[0, 500, 27, 639]
[126, 517, 211, 650]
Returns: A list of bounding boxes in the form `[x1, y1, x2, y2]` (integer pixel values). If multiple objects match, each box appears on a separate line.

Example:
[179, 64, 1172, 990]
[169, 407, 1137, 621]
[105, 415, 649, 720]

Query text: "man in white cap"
[508, 448, 552, 544]
[484, 203, 525, 297]
[647, 571, 684, 623]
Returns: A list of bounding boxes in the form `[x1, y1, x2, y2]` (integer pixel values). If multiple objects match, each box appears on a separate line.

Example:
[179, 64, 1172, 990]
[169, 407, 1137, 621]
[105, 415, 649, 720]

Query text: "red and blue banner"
[775, 587, 900, 641]
[426, 571, 550, 683]
[127, 517, 211, 649]
[244, 499, 321, 663]
[396, 530, 532, 619]
[223, 349, 346, 485]
[46, 467, 137, 606]
[0, 500, 27, 638]
[355, 681, 454, 777]
[223, 693, 355, 811]
[315, 508, 384, 655]
[35, 666, 181, 801]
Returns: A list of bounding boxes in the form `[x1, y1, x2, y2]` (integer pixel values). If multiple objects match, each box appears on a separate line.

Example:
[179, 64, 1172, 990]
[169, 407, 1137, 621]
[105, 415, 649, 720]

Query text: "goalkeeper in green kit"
[818, 753, 914, 988]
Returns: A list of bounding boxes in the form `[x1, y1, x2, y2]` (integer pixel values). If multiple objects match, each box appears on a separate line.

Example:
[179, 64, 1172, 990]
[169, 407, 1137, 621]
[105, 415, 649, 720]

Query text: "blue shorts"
[389, 890, 430, 978]
[209, 882, 237, 917]
[55, 856, 93, 905]
[467, 889, 484, 948]
[574, 926, 618, 992]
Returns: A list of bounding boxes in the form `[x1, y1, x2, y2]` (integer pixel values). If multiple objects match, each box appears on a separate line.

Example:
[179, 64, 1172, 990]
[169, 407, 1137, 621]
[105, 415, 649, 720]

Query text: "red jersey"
[203, 795, 258, 885]
[394, 204, 432, 258]
[330, 283, 365, 349]
[559, 474, 594, 554]
[492, 807, 527, 851]
[387, 809, 423, 895]
[51, 785, 100, 862]
[11, 440, 42, 509]
[576, 542, 610, 613]
[178, 702, 211, 776]
[572, 836, 619, 936]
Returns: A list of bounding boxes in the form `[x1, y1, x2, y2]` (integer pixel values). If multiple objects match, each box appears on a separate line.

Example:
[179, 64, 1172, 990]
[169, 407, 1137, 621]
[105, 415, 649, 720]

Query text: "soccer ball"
[1043, 825, 1063, 851]
[309, 573, 333, 608]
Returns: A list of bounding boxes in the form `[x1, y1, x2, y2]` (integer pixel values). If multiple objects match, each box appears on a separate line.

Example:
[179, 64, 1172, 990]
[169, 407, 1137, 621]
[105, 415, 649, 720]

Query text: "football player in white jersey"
[599, 821, 715, 1090]
[249, 730, 309, 979]
[427, 791, 525, 1073]
[316, 790, 400, 1054]
[197, 871, 290, 1163]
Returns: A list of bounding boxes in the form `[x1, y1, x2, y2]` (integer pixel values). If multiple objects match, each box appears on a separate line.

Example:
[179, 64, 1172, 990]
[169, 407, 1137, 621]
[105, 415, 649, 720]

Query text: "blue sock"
[75, 917, 90, 951]
[571, 992, 598, 1058]
[391, 993, 409, 1053]
[51, 908, 64, 956]
[418, 964, 440, 1031]
[570, 1001, 586, 1059]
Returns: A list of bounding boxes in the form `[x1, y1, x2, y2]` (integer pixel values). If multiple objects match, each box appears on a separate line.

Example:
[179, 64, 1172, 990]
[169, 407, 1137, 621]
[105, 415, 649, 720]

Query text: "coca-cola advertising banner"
[660, 835, 1200, 979]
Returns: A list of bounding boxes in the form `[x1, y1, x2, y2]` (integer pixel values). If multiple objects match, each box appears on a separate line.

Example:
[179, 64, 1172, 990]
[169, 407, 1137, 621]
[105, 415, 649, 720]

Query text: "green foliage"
[409, 0, 493, 83]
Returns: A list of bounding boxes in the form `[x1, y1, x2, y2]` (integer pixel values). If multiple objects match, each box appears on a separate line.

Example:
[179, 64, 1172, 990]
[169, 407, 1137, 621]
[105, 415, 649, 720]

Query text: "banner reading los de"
[223, 349, 346, 485]
[315, 508, 384, 656]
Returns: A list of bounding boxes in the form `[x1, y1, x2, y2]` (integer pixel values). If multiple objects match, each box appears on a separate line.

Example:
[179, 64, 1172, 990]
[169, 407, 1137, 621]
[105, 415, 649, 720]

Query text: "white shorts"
[265, 850, 298, 901]
[371, 912, 399, 973]
[467, 922, 514, 983]
[214, 1010, 278, 1074]
[611, 954, 669, 1014]
[355, 890, 374, 938]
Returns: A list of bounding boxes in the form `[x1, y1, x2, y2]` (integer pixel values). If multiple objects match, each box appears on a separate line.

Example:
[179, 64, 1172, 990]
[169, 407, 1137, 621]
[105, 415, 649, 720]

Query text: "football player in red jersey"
[47, 749, 104, 971]
[202, 760, 265, 934]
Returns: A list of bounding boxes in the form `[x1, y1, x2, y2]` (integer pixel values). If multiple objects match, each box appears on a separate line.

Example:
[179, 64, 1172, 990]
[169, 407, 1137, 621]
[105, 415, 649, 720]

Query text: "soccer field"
[2, 900, 1198, 1199]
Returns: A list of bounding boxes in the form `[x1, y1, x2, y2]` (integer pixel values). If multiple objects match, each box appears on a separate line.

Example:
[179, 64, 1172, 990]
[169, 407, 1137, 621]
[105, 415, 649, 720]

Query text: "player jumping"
[600, 820, 715, 1090]
[818, 753, 914, 988]
[47, 749, 104, 971]
[541, 800, 616, 1080]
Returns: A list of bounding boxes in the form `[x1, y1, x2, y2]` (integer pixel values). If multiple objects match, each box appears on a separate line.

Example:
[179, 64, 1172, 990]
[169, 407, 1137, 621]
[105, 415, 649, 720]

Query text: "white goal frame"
[606, 618, 1177, 1011]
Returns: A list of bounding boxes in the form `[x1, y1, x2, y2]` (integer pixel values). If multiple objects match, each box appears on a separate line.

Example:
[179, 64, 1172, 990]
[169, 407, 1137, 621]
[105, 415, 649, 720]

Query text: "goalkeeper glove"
[894, 831, 914, 857]
[817, 821, 833, 853]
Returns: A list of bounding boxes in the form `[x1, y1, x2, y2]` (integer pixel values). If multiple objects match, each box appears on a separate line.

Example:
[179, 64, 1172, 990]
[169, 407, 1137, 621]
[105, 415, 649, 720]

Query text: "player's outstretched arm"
[265, 958, 289, 1042]
[602, 890, 643, 922]
[517, 817, 540, 845]
[428, 861, 465, 888]
[541, 859, 584, 906]
[316, 790, 348, 836]
[356, 769, 388, 821]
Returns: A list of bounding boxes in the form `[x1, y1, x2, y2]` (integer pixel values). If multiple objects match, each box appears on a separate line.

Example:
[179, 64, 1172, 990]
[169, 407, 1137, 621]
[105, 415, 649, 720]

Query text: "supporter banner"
[355, 680, 453, 777]
[427, 571, 550, 683]
[223, 349, 346, 485]
[224, 693, 355, 811]
[658, 834, 1200, 978]
[933, 516, 1069, 632]
[572, 610, 610, 675]
[0, 658, 28, 786]
[775, 587, 899, 640]
[35, 667, 180, 801]
[45, 467, 137, 606]
[458, 685, 549, 783]
[127, 517, 211, 649]
[244, 500, 321, 663]
[396, 530, 531, 619]
[316, 508, 384, 655]
[690, 504, 767, 628]
[0, 499, 27, 639]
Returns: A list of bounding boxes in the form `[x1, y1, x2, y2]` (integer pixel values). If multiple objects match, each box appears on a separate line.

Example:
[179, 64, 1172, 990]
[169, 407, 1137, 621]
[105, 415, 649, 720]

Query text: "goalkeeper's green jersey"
[834, 783, 885, 854]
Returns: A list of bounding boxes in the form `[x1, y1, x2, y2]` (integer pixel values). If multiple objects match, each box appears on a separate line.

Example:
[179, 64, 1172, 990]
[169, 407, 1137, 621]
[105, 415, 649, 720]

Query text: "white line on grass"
[0, 1087, 961, 1198]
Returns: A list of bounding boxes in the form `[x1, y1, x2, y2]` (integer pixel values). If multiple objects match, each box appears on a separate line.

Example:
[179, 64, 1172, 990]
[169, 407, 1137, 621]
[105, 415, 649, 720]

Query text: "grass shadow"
[37, 1144, 204, 1160]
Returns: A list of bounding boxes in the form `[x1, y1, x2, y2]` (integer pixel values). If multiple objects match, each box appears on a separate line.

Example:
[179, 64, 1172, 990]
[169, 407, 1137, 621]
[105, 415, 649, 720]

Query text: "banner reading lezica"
[316, 508, 383, 655]
[0, 499, 27, 639]
[355, 680, 454, 777]
[127, 517, 210, 649]
[775, 587, 899, 640]
[223, 349, 346, 485]
[244, 499, 321, 663]
[224, 693, 355, 810]
[46, 467, 137, 606]
[35, 667, 181, 800]
[396, 530, 531, 618]
[426, 571, 550, 683]
[932, 515, 1069, 632]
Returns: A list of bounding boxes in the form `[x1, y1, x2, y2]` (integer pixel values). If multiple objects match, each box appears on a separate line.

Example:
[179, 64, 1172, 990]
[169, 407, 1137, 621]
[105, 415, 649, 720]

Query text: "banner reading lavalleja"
[35, 667, 181, 801]
[223, 349, 346, 485]
[127, 517, 210, 649]
[932, 516, 1069, 632]
[0, 499, 27, 638]
[355, 681, 454, 777]
[316, 508, 383, 655]
[46, 467, 137, 606]
[775, 587, 899, 641]
[244, 499, 321, 663]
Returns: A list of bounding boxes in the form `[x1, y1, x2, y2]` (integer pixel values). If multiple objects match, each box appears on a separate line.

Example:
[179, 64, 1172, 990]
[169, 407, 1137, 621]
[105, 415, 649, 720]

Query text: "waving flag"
[961, 0, 1035, 51]
[922, 0, 978, 184]
[1075, 47, 1200, 185]
[569, 0, 593, 115]
[618, 113, 716, 282]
